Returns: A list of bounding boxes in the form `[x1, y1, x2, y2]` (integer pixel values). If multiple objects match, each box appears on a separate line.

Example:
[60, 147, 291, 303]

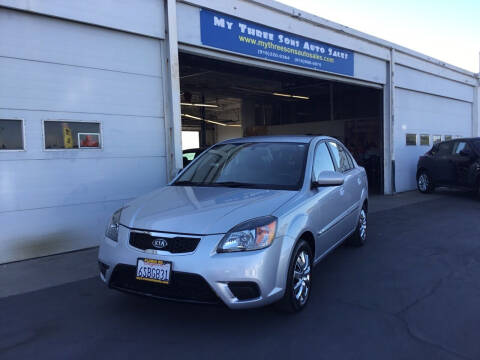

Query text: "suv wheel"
[417, 171, 434, 194]
[275, 240, 313, 313]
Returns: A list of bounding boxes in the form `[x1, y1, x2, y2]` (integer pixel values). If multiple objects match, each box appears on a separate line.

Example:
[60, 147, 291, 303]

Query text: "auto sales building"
[0, 0, 479, 263]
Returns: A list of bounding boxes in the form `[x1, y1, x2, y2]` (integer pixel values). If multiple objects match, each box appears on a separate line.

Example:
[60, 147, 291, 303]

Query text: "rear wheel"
[346, 205, 367, 247]
[417, 171, 434, 194]
[275, 240, 313, 313]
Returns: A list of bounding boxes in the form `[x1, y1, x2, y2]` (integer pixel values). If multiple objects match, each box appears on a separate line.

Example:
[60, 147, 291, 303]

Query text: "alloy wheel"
[293, 250, 311, 306]
[359, 209, 367, 241]
[418, 173, 429, 192]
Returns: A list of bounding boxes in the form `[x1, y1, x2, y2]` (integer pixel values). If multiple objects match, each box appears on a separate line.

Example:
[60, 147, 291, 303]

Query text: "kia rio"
[98, 136, 368, 312]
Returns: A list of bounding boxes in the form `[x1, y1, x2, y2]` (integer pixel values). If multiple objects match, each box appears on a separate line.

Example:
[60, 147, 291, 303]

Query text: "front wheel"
[417, 171, 434, 194]
[275, 240, 313, 313]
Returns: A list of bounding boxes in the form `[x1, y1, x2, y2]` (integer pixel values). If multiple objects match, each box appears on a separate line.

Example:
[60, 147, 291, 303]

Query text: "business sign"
[200, 9, 354, 77]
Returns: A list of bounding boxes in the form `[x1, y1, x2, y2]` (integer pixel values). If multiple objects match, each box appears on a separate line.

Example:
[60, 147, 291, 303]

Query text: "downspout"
[474, 80, 479, 137]
[389, 48, 396, 193]
[473, 52, 479, 137]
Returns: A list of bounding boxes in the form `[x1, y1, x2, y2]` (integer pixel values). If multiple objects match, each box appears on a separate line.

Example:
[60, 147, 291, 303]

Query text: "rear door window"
[328, 141, 353, 173]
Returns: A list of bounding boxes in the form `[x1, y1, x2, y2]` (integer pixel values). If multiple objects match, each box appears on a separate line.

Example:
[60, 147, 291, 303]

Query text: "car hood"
[121, 186, 296, 235]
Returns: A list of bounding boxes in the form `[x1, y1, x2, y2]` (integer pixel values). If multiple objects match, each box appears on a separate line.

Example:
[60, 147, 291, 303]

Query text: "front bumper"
[98, 226, 289, 309]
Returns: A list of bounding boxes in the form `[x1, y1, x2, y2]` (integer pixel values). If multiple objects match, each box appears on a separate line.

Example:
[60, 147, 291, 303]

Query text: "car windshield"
[173, 142, 309, 190]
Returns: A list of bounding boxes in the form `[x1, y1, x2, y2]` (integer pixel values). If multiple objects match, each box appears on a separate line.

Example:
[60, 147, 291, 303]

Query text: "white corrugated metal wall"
[0, 1, 168, 263]
[393, 59, 476, 192]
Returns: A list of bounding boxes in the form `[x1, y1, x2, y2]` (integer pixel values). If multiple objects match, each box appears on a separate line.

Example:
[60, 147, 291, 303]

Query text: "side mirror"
[312, 170, 345, 187]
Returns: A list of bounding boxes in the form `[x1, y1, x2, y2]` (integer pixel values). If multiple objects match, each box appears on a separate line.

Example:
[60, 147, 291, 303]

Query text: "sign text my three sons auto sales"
[200, 9, 354, 76]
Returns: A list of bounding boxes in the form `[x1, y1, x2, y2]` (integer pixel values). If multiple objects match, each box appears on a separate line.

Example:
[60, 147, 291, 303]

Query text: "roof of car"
[436, 137, 480, 145]
[220, 135, 332, 144]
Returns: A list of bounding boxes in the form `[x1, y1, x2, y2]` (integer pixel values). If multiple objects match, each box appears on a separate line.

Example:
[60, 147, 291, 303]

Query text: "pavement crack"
[396, 265, 455, 316]
[396, 277, 445, 316]
[333, 298, 472, 360]
[395, 315, 473, 360]
[392, 267, 474, 360]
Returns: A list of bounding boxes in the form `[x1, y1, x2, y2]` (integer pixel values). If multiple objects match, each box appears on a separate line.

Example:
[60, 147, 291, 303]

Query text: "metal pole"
[201, 94, 207, 146]
[164, 0, 183, 180]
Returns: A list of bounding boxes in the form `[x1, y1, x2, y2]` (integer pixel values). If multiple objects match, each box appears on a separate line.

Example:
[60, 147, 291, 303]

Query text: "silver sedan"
[98, 136, 368, 312]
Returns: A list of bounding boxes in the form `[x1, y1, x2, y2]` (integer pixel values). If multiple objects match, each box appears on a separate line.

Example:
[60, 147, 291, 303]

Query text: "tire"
[417, 170, 434, 194]
[345, 205, 367, 247]
[275, 240, 313, 313]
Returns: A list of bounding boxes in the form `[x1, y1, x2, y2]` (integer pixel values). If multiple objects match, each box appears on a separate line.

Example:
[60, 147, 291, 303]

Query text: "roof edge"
[245, 0, 477, 78]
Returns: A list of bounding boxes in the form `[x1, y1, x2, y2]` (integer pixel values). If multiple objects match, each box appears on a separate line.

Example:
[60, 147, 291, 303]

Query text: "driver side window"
[453, 141, 471, 156]
[312, 142, 335, 180]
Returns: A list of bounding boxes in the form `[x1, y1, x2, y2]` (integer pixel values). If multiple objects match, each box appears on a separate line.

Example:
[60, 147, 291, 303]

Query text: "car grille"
[109, 264, 220, 304]
[129, 231, 200, 253]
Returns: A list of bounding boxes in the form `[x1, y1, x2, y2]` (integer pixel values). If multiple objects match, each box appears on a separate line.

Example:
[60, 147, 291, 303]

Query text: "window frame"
[42, 119, 104, 151]
[405, 133, 417, 146]
[327, 140, 355, 174]
[420, 134, 430, 146]
[312, 140, 336, 180]
[453, 141, 472, 156]
[0, 118, 26, 152]
[432, 135, 442, 145]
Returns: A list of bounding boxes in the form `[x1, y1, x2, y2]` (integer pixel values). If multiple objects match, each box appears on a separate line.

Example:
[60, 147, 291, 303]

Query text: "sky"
[277, 0, 479, 73]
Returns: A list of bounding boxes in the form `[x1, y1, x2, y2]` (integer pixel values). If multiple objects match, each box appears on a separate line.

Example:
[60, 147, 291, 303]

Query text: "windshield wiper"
[209, 181, 258, 188]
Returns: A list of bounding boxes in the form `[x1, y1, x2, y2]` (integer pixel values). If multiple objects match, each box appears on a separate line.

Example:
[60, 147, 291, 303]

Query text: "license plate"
[136, 258, 171, 284]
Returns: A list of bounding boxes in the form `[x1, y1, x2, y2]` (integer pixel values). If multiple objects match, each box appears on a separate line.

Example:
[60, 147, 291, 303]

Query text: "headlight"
[217, 216, 277, 253]
[105, 207, 127, 241]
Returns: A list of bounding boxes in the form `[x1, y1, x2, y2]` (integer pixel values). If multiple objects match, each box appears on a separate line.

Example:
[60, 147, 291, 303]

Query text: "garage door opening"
[179, 53, 384, 193]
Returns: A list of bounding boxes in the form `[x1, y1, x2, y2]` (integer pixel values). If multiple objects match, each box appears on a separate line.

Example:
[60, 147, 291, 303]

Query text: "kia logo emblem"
[152, 238, 168, 249]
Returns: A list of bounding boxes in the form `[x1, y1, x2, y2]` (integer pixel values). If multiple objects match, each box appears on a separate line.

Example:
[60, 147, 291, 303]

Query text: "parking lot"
[1, 191, 479, 360]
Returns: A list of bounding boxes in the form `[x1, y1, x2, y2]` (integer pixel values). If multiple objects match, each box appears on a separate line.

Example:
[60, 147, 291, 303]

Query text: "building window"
[406, 133, 417, 146]
[433, 135, 442, 144]
[44, 121, 101, 149]
[420, 134, 430, 146]
[0, 119, 24, 150]
[444, 135, 453, 141]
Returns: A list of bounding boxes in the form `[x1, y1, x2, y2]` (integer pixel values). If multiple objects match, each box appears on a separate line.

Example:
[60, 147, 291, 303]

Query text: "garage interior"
[179, 52, 384, 193]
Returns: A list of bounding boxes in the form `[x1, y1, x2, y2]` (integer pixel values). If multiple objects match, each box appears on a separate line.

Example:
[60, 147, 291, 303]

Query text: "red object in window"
[81, 135, 99, 148]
